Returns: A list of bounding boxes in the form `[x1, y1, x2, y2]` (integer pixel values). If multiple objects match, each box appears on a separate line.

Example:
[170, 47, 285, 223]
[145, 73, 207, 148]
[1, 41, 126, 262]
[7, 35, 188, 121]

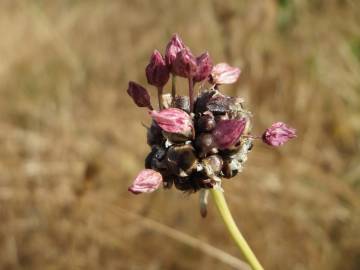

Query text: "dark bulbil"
[145, 87, 252, 192]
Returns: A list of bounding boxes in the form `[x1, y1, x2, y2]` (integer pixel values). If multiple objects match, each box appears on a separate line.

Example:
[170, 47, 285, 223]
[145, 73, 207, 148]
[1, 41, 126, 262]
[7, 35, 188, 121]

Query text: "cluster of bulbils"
[126, 34, 296, 215]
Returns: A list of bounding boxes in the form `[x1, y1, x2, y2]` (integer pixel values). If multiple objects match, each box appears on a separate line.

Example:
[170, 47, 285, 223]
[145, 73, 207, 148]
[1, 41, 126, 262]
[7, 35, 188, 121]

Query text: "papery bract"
[127, 81, 153, 109]
[172, 48, 197, 78]
[149, 108, 193, 138]
[194, 52, 213, 82]
[165, 34, 186, 70]
[262, 122, 296, 147]
[212, 119, 247, 150]
[128, 169, 163, 194]
[210, 63, 241, 85]
[146, 50, 170, 88]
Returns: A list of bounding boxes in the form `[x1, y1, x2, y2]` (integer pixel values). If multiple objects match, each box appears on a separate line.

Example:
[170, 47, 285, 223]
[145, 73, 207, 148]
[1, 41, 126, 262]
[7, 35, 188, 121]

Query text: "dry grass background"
[0, 0, 360, 269]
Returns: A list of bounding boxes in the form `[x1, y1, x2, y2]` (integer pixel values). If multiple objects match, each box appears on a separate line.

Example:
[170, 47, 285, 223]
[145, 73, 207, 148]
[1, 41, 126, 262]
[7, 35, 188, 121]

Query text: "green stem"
[210, 189, 264, 270]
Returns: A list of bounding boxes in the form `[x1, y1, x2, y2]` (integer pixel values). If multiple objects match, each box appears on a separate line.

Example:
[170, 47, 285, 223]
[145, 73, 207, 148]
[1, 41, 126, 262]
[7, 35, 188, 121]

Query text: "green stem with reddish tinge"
[157, 86, 163, 110]
[171, 75, 176, 98]
[211, 189, 264, 270]
[188, 76, 194, 112]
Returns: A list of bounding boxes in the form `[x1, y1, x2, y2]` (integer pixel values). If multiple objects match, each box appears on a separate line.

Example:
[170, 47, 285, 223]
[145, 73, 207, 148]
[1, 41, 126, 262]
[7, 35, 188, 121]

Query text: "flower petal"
[149, 108, 194, 138]
[262, 122, 296, 147]
[128, 169, 163, 194]
[212, 118, 247, 149]
[210, 63, 241, 85]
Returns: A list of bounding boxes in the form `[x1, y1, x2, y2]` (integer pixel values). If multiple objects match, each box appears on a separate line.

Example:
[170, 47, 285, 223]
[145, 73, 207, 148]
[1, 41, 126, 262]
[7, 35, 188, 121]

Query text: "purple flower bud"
[262, 122, 296, 147]
[194, 52, 213, 82]
[128, 169, 163, 194]
[165, 34, 186, 70]
[212, 118, 247, 150]
[127, 81, 153, 109]
[172, 48, 197, 78]
[210, 63, 241, 85]
[145, 50, 170, 88]
[149, 108, 194, 138]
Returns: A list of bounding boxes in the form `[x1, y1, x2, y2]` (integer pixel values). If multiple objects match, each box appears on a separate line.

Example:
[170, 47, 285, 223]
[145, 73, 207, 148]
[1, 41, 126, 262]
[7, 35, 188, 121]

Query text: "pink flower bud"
[145, 50, 170, 88]
[172, 48, 197, 78]
[149, 108, 193, 138]
[128, 169, 163, 194]
[210, 63, 241, 85]
[165, 34, 186, 70]
[262, 122, 296, 147]
[212, 118, 246, 150]
[194, 52, 213, 82]
[127, 81, 153, 109]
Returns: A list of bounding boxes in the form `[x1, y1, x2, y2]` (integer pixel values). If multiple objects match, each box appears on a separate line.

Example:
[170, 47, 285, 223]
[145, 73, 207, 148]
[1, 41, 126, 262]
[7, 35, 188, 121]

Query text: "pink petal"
[262, 122, 296, 147]
[128, 169, 163, 194]
[212, 118, 247, 150]
[210, 63, 241, 85]
[149, 108, 193, 137]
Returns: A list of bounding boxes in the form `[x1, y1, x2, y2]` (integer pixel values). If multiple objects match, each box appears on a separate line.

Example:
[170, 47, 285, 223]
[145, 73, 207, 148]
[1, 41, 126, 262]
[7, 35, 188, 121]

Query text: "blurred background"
[0, 0, 360, 269]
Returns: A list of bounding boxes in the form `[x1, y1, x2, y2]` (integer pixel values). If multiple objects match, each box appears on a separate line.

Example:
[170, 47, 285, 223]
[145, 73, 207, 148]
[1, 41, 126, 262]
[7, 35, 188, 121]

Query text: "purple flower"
[128, 169, 163, 194]
[165, 34, 186, 70]
[172, 48, 198, 78]
[145, 50, 170, 88]
[262, 122, 296, 147]
[127, 81, 153, 109]
[210, 63, 241, 85]
[194, 52, 213, 82]
[149, 108, 193, 138]
[212, 119, 247, 150]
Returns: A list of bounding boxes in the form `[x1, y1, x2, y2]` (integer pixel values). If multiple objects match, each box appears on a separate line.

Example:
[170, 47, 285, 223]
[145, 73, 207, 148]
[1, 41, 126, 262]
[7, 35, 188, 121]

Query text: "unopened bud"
[128, 169, 163, 194]
[127, 81, 152, 109]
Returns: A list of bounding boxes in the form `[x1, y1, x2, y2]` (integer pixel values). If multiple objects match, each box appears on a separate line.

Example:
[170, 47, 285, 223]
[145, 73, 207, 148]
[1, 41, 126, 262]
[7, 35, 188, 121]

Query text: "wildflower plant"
[127, 34, 296, 270]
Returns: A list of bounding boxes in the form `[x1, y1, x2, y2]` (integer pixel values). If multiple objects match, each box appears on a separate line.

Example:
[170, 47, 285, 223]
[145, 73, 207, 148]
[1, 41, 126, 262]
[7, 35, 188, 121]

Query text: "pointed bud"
[145, 50, 170, 88]
[128, 169, 163, 194]
[172, 48, 197, 78]
[149, 108, 194, 138]
[262, 122, 296, 147]
[210, 63, 241, 85]
[127, 81, 153, 109]
[165, 34, 186, 70]
[212, 118, 247, 150]
[194, 52, 213, 82]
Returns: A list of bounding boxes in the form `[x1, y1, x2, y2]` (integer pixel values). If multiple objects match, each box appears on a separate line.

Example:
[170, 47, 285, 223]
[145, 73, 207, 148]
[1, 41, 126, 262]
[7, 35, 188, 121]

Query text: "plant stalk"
[157, 86, 163, 110]
[210, 189, 264, 270]
[188, 76, 194, 112]
[171, 75, 176, 98]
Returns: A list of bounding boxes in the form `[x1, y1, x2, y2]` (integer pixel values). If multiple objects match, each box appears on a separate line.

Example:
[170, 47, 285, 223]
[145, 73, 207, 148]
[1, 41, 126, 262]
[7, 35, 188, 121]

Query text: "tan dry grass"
[0, 0, 360, 270]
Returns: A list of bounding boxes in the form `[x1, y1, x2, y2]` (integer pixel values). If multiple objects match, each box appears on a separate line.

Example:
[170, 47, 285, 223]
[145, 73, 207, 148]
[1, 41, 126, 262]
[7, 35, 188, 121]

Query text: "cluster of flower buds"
[127, 34, 296, 206]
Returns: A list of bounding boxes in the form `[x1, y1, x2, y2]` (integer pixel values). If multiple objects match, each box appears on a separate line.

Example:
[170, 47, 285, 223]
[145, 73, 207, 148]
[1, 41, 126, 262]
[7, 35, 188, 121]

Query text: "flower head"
[172, 48, 197, 78]
[194, 52, 213, 82]
[127, 81, 152, 109]
[128, 169, 163, 194]
[149, 108, 193, 138]
[262, 122, 296, 147]
[210, 63, 241, 85]
[212, 119, 247, 150]
[145, 50, 170, 88]
[165, 34, 186, 70]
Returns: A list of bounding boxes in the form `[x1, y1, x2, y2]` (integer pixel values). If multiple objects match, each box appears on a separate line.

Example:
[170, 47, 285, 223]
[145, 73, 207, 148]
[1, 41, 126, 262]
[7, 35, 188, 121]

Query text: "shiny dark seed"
[195, 133, 217, 157]
[147, 121, 164, 146]
[197, 112, 216, 132]
[166, 144, 198, 175]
